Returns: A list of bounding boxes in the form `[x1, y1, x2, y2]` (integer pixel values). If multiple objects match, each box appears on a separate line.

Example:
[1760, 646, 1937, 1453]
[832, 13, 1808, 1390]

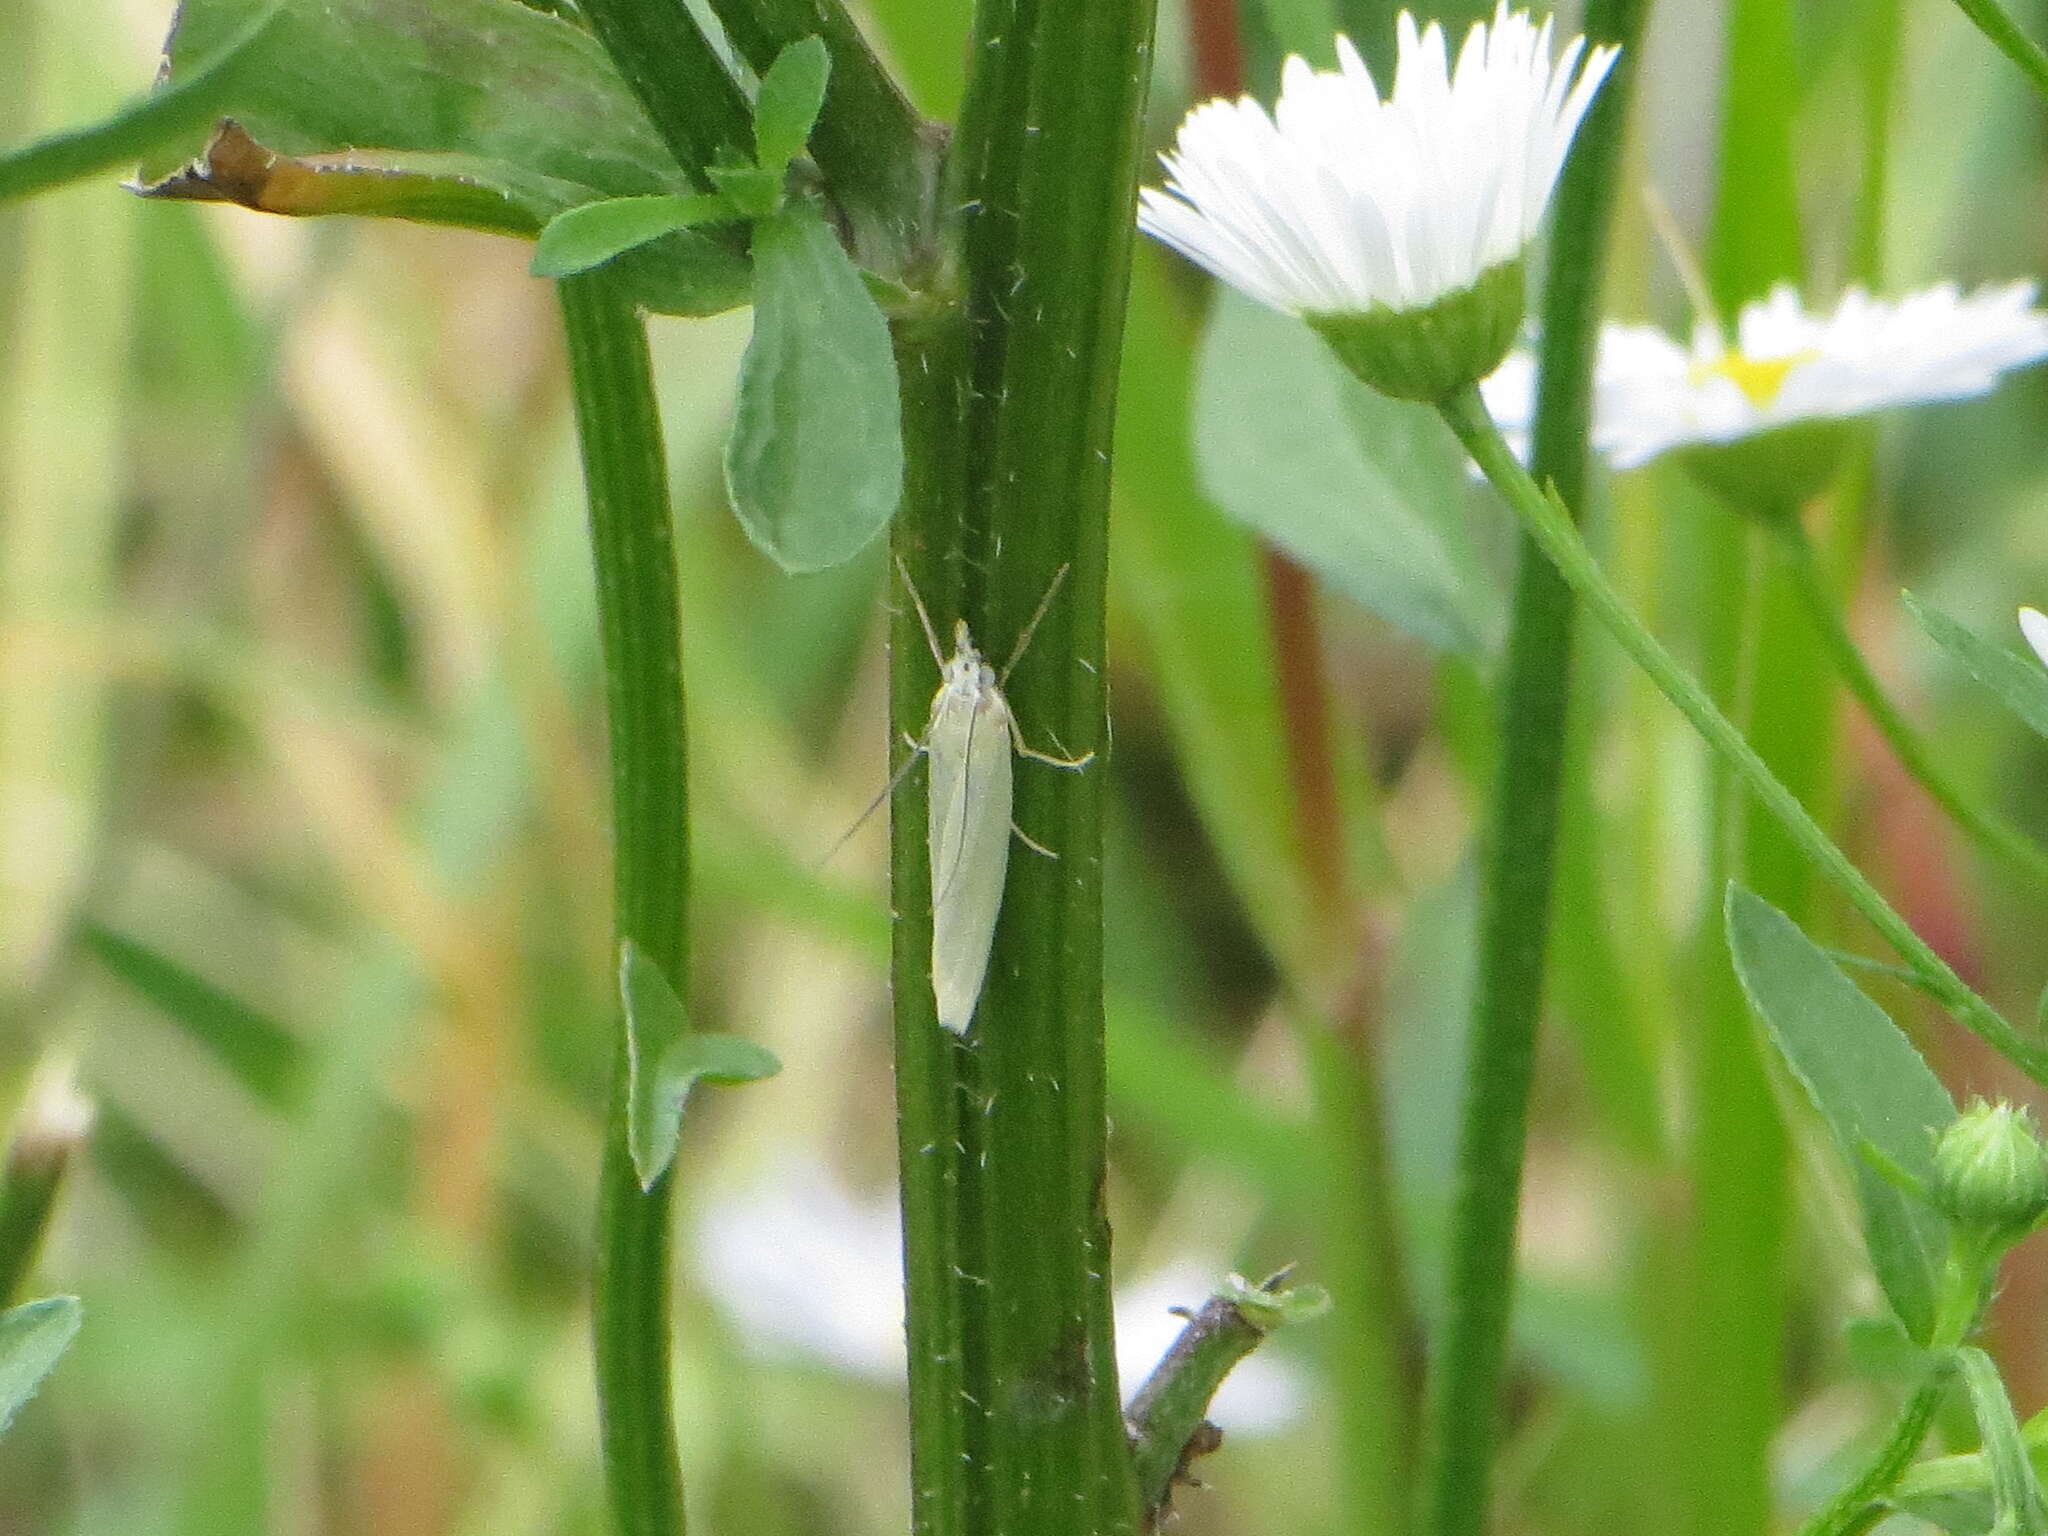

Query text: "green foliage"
[531, 193, 737, 277]
[620, 941, 781, 1190]
[752, 37, 832, 177]
[1193, 289, 1497, 654]
[12, 1, 2048, 1533]
[1725, 886, 1957, 1340]
[1906, 592, 2048, 740]
[726, 198, 903, 572]
[1958, 1346, 2048, 1535]
[0, 1297, 79, 1437]
[0, 0, 285, 204]
[161, 0, 683, 199]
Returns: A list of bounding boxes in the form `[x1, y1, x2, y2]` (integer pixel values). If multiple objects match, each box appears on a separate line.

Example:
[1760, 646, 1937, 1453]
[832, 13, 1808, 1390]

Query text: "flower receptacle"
[1308, 260, 1526, 403]
[1677, 417, 1849, 516]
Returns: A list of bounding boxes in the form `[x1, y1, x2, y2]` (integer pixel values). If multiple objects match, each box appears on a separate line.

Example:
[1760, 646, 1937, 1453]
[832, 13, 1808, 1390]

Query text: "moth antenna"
[894, 553, 948, 667]
[1001, 562, 1073, 683]
[817, 743, 928, 869]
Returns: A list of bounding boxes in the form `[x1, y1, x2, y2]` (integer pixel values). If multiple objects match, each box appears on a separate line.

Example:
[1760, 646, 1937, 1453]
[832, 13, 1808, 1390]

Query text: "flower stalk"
[1769, 519, 2048, 891]
[1438, 384, 2048, 1083]
[1415, 6, 1646, 1536]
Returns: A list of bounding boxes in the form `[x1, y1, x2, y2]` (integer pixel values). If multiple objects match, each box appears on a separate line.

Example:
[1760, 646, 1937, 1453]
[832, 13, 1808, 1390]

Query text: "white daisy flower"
[2020, 606, 2048, 670]
[1138, 6, 1616, 399]
[1482, 282, 2048, 474]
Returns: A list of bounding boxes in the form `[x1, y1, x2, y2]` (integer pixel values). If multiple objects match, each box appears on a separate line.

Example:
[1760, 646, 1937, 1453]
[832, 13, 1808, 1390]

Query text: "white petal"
[1136, 8, 1617, 315]
[1490, 284, 2048, 471]
[2022, 607, 2048, 671]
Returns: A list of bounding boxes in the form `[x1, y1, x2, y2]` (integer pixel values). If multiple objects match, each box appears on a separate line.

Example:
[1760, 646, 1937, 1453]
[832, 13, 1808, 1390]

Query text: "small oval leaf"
[724, 200, 903, 572]
[532, 193, 735, 277]
[754, 36, 832, 175]
[620, 943, 780, 1191]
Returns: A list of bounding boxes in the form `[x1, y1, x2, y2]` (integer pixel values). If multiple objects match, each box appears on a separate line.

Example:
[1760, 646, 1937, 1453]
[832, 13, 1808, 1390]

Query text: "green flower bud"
[1933, 1101, 2048, 1236]
[1307, 259, 1526, 404]
[1676, 419, 1850, 517]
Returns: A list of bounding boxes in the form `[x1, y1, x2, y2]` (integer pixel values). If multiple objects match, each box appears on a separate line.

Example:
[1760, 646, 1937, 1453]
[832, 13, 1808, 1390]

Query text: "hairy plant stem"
[1797, 1365, 1953, 1536]
[1439, 387, 2048, 1082]
[559, 271, 692, 1536]
[888, 1, 1155, 1532]
[1770, 518, 2048, 889]
[1413, 5, 1646, 1535]
[1798, 1243, 1986, 1536]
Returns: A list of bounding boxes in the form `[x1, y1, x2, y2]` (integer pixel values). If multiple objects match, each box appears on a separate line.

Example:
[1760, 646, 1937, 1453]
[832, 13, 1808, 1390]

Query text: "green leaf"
[1906, 591, 2048, 740]
[725, 199, 904, 572]
[1843, 1314, 1932, 1381]
[1725, 885, 1958, 1340]
[1958, 1346, 2048, 1535]
[620, 943, 780, 1190]
[599, 230, 754, 318]
[708, 163, 787, 219]
[0, 0, 285, 205]
[532, 193, 736, 277]
[753, 36, 832, 175]
[158, 0, 685, 205]
[0, 1296, 81, 1437]
[1192, 289, 1496, 654]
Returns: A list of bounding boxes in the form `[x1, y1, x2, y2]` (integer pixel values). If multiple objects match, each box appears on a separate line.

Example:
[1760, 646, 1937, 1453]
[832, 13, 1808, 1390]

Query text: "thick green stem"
[1439, 387, 2048, 1083]
[888, 2, 1155, 1532]
[559, 272, 692, 1536]
[1772, 520, 2048, 889]
[1413, 6, 1646, 1535]
[575, 0, 753, 180]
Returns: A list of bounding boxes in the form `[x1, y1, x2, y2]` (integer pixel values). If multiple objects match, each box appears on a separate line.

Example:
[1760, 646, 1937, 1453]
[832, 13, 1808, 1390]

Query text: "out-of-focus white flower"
[1483, 283, 2048, 472]
[2020, 607, 2048, 670]
[694, 1162, 1309, 1434]
[1140, 6, 1615, 322]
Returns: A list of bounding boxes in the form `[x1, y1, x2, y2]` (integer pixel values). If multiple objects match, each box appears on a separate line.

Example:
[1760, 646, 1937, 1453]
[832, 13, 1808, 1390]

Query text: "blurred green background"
[6, 0, 2048, 1532]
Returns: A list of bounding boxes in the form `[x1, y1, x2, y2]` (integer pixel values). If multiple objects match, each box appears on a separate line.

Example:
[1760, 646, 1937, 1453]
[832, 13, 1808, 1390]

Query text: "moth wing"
[928, 690, 1014, 1036]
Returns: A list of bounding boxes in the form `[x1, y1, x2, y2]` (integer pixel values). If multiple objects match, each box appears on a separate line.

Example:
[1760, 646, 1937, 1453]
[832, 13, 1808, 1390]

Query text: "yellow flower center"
[1689, 348, 1814, 408]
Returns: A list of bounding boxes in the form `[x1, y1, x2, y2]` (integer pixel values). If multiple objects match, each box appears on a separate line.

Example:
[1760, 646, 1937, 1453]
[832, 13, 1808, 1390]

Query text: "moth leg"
[1009, 717, 1093, 770]
[1011, 822, 1059, 860]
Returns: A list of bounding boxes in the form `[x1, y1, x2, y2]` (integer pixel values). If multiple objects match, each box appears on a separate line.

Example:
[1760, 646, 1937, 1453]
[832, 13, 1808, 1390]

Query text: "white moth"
[901, 563, 1091, 1036]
